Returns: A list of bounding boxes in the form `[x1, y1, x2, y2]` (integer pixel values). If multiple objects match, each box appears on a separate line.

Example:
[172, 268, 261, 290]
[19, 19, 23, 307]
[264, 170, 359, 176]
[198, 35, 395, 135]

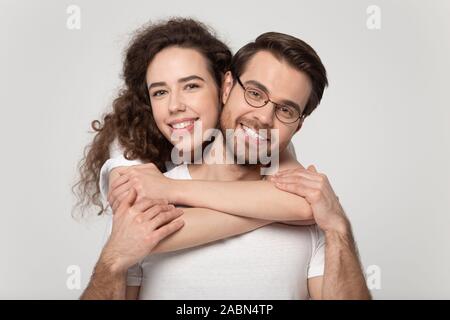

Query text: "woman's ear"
[221, 71, 234, 104]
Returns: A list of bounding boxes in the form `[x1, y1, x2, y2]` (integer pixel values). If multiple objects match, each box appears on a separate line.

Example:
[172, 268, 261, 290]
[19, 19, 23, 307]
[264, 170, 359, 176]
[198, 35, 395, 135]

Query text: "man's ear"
[295, 117, 304, 133]
[221, 71, 234, 104]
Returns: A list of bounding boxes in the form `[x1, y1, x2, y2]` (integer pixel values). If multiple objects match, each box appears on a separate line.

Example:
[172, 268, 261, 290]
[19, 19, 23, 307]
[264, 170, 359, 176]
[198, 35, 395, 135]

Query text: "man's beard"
[219, 109, 276, 166]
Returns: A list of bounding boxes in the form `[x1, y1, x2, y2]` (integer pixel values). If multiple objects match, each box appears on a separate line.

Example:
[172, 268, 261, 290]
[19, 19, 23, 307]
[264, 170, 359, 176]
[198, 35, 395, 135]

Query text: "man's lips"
[238, 122, 270, 142]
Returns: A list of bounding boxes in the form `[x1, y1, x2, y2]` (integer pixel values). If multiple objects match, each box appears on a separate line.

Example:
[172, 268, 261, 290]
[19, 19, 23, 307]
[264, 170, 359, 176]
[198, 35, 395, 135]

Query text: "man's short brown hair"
[231, 32, 328, 117]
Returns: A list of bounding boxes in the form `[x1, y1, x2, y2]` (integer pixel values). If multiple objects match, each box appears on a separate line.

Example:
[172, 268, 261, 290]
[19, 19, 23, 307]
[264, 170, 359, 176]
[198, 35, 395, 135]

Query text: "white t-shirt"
[126, 164, 325, 300]
[99, 140, 324, 299]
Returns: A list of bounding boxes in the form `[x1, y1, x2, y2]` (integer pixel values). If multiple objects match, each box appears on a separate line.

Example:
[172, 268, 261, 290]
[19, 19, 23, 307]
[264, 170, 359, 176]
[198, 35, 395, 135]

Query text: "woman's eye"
[152, 90, 167, 97]
[185, 83, 200, 90]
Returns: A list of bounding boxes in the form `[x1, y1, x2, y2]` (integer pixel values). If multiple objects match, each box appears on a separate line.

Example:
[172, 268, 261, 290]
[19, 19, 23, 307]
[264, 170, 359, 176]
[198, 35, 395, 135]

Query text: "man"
[81, 32, 371, 300]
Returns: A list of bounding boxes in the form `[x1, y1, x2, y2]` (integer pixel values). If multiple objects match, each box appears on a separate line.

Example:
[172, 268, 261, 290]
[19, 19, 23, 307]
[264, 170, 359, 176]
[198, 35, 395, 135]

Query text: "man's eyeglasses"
[235, 76, 305, 124]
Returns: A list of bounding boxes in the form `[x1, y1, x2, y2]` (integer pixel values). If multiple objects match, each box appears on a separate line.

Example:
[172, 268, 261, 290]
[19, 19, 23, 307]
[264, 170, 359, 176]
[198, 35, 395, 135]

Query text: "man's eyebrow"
[244, 79, 302, 112]
[244, 80, 270, 94]
[148, 75, 205, 90]
[279, 99, 302, 113]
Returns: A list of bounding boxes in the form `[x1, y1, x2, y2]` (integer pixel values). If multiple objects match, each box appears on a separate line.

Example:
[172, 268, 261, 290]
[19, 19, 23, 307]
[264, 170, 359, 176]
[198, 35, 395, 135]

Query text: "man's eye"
[248, 89, 262, 99]
[279, 105, 295, 116]
[152, 90, 167, 97]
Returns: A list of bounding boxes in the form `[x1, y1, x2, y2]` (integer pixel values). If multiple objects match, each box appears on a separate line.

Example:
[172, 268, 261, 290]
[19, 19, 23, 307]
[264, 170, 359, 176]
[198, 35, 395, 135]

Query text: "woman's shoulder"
[163, 164, 192, 180]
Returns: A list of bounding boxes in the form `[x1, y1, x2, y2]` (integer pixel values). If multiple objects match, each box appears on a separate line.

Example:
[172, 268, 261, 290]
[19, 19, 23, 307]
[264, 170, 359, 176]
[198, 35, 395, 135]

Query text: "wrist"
[170, 180, 185, 205]
[98, 247, 128, 277]
[323, 217, 351, 238]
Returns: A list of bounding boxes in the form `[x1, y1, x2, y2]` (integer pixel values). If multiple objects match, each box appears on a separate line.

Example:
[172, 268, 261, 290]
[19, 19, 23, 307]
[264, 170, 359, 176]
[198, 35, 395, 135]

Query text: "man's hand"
[269, 165, 371, 299]
[81, 188, 184, 300]
[268, 165, 349, 234]
[101, 188, 184, 274]
[107, 163, 174, 211]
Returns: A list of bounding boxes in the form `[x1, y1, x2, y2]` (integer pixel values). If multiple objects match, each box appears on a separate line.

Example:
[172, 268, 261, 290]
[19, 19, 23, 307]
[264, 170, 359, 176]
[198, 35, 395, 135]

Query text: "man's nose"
[168, 91, 187, 113]
[251, 102, 276, 128]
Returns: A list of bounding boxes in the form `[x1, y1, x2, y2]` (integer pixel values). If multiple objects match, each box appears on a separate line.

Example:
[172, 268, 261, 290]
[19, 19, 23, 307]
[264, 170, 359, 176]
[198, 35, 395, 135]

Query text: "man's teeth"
[171, 120, 195, 129]
[242, 124, 267, 140]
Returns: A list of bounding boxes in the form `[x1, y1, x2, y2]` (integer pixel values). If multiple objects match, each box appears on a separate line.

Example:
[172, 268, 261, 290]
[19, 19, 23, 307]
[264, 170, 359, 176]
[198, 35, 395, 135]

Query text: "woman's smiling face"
[146, 46, 221, 155]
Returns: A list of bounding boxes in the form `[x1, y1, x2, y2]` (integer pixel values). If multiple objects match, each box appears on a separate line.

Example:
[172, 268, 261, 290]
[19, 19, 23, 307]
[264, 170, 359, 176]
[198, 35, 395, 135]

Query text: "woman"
[75, 18, 315, 298]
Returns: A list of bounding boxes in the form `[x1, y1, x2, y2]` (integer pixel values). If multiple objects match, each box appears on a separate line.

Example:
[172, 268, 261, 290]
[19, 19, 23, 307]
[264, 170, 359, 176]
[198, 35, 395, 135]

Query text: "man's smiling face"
[220, 50, 312, 163]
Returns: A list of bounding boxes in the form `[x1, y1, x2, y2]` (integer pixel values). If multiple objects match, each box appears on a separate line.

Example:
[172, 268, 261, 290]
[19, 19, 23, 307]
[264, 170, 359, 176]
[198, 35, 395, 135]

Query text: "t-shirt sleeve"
[307, 225, 326, 278]
[127, 263, 143, 286]
[98, 139, 143, 204]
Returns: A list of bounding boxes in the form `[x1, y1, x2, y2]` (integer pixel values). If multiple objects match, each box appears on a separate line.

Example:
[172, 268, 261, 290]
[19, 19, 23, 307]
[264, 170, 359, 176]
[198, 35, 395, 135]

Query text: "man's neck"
[187, 136, 262, 182]
[189, 162, 262, 182]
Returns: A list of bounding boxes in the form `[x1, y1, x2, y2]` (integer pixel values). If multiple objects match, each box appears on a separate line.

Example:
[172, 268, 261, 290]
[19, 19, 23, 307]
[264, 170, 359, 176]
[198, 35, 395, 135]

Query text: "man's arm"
[80, 256, 127, 300]
[307, 225, 371, 300]
[80, 190, 184, 300]
[270, 165, 371, 300]
[321, 227, 371, 299]
[126, 286, 140, 300]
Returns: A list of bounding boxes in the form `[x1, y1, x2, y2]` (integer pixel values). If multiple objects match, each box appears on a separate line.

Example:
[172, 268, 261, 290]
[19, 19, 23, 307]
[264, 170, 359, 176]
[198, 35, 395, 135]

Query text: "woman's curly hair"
[73, 18, 232, 217]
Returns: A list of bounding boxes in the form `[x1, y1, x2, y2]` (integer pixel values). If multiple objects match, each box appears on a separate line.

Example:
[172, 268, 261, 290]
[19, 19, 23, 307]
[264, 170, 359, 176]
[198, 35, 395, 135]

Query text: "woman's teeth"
[171, 120, 195, 129]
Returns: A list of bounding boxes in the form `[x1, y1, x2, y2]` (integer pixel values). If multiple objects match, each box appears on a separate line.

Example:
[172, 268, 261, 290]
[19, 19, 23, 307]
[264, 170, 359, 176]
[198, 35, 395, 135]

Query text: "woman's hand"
[108, 163, 174, 211]
[268, 165, 349, 234]
[101, 188, 184, 274]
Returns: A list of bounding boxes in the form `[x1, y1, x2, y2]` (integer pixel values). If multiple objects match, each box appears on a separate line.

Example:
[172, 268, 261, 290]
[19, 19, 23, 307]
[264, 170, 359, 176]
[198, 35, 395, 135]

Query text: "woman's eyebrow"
[148, 75, 205, 90]
[148, 81, 166, 90]
[178, 75, 205, 83]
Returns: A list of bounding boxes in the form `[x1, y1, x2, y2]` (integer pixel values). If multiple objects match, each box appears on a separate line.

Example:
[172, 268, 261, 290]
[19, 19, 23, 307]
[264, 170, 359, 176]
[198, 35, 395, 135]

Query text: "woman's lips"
[168, 118, 199, 134]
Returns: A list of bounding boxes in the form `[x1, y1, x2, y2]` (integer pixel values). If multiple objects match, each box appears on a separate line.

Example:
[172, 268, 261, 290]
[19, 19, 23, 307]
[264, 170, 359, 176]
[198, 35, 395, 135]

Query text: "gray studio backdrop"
[1, 0, 449, 299]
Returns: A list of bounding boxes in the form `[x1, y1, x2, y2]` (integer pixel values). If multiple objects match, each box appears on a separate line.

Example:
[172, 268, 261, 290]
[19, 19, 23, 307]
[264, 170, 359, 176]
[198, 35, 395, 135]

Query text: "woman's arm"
[152, 208, 271, 253]
[174, 147, 314, 221]
[110, 148, 314, 222]
[172, 178, 312, 221]
[108, 169, 272, 253]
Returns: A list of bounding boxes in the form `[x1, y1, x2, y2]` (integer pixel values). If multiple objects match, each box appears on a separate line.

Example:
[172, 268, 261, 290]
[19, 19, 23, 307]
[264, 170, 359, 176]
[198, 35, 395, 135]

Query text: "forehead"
[240, 50, 312, 107]
[146, 46, 211, 82]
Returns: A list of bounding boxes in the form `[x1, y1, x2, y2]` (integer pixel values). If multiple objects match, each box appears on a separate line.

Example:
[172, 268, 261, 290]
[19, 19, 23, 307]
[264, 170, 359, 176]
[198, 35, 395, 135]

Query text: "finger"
[272, 175, 321, 188]
[139, 162, 158, 169]
[115, 188, 137, 216]
[108, 181, 132, 204]
[110, 173, 130, 191]
[134, 199, 170, 212]
[111, 195, 122, 213]
[275, 167, 310, 176]
[307, 165, 318, 173]
[112, 190, 130, 212]
[142, 204, 175, 221]
[152, 218, 185, 241]
[274, 169, 320, 181]
[273, 181, 315, 198]
[113, 166, 133, 176]
[149, 208, 184, 230]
